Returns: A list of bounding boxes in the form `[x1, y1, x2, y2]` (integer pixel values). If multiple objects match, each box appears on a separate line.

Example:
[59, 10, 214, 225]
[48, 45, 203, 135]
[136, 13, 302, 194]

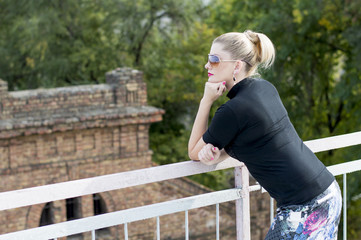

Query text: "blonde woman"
[188, 30, 342, 239]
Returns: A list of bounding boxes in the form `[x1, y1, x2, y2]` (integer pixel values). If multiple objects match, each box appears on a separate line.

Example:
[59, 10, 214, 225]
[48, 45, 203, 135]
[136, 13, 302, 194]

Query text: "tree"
[0, 0, 201, 90]
[0, 0, 126, 89]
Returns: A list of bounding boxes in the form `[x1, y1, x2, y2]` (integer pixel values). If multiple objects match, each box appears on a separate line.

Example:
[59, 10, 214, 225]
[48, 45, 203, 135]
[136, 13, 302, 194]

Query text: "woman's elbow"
[188, 150, 199, 160]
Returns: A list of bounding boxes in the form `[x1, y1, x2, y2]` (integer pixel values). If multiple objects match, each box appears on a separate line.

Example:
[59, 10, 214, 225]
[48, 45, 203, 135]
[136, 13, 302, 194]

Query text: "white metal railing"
[0, 131, 360, 240]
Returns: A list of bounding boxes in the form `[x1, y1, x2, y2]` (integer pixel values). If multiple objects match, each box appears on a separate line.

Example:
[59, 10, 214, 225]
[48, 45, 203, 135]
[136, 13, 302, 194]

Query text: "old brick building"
[0, 68, 270, 239]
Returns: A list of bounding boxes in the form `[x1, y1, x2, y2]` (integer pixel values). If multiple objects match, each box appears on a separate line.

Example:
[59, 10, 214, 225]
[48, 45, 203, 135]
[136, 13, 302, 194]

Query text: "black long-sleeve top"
[203, 78, 334, 207]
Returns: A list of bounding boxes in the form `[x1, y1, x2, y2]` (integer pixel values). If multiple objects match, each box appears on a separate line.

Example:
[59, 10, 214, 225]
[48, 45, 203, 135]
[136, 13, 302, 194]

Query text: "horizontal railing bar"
[0, 131, 360, 211]
[247, 159, 361, 195]
[304, 131, 361, 153]
[0, 188, 242, 240]
[248, 185, 262, 192]
[327, 159, 361, 176]
[0, 159, 243, 211]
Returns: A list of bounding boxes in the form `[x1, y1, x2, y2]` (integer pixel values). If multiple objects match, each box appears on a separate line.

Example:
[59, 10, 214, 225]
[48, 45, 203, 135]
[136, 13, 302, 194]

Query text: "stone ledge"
[0, 106, 164, 139]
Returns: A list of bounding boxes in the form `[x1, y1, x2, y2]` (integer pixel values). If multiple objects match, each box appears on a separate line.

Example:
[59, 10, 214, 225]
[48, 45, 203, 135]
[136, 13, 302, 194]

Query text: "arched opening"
[39, 202, 54, 226]
[93, 194, 110, 236]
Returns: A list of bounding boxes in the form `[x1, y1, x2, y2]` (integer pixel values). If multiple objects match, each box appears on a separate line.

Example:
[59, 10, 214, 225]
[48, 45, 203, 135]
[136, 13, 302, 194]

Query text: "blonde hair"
[213, 30, 275, 76]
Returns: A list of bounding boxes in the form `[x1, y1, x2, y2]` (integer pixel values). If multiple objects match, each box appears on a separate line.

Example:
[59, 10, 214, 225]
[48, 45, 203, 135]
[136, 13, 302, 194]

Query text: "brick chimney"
[106, 67, 147, 106]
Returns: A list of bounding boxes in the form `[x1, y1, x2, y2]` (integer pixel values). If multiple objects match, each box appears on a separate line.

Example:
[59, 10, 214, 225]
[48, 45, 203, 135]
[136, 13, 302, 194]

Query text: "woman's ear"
[233, 60, 244, 74]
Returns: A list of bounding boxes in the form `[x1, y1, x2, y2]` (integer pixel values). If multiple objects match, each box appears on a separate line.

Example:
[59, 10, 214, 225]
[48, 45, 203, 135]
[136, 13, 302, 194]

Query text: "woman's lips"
[208, 73, 214, 77]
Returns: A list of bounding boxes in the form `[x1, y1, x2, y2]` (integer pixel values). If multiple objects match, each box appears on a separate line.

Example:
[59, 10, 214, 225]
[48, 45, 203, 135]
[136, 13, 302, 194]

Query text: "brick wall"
[0, 68, 147, 121]
[0, 68, 171, 239]
[0, 68, 162, 140]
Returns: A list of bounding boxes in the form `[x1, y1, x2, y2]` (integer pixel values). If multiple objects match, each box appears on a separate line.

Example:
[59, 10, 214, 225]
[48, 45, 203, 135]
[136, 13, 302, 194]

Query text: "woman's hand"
[198, 144, 221, 165]
[202, 81, 226, 103]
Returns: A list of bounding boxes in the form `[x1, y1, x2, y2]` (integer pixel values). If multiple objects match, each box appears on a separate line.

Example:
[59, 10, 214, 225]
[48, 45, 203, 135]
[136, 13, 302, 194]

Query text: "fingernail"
[211, 157, 214, 160]
[223, 81, 226, 85]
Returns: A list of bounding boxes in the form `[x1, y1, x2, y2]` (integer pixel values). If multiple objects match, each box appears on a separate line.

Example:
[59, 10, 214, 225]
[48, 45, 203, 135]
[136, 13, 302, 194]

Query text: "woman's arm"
[188, 81, 226, 160]
[188, 99, 212, 160]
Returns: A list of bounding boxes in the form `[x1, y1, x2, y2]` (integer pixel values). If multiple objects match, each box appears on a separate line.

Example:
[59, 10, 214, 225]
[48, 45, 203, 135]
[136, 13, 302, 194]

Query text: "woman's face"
[205, 42, 235, 87]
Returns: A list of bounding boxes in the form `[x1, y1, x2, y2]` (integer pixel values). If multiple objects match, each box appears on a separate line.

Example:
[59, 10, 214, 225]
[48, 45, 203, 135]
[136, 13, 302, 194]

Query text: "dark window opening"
[93, 194, 110, 236]
[40, 202, 54, 226]
[93, 193, 107, 215]
[66, 197, 82, 221]
[66, 197, 83, 240]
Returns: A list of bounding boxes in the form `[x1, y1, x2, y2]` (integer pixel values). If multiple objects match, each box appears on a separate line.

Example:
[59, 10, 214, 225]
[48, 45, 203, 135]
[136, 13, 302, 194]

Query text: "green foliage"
[0, 0, 201, 90]
[0, 0, 128, 89]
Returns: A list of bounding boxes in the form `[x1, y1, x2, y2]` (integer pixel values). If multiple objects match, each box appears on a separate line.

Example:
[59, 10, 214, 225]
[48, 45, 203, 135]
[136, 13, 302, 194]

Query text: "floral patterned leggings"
[265, 180, 342, 240]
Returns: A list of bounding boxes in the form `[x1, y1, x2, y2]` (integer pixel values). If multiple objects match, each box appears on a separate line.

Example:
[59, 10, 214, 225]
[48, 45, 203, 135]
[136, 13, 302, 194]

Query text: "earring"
[233, 73, 237, 81]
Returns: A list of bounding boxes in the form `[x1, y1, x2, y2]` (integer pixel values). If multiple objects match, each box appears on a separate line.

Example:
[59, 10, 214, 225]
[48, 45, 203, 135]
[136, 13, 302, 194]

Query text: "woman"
[188, 30, 342, 239]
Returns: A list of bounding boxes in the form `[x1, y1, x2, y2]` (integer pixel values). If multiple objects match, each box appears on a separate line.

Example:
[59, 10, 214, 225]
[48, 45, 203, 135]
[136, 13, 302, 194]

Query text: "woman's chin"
[207, 79, 222, 83]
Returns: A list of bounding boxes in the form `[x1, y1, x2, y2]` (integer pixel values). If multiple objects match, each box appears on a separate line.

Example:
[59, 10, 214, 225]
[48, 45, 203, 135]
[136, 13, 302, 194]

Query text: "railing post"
[343, 174, 347, 240]
[270, 197, 274, 224]
[235, 166, 250, 240]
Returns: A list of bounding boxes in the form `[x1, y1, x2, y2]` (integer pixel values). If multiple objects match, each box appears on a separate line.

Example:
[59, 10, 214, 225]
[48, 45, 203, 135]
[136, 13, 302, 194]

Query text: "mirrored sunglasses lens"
[208, 55, 220, 63]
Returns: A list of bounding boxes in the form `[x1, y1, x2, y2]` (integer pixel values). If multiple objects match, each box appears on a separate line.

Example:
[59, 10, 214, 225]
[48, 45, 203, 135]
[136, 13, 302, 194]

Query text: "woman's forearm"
[188, 98, 212, 159]
[188, 81, 226, 160]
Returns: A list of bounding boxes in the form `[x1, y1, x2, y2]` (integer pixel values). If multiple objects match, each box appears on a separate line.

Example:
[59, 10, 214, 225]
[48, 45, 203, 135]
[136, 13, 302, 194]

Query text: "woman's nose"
[205, 61, 210, 70]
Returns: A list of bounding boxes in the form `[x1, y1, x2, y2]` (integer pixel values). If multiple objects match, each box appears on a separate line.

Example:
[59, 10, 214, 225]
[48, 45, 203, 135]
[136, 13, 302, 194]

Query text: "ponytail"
[244, 30, 275, 70]
[213, 30, 275, 76]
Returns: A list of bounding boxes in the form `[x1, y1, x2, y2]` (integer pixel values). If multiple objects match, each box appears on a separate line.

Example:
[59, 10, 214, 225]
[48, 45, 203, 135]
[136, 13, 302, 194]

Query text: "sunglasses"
[208, 54, 252, 68]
